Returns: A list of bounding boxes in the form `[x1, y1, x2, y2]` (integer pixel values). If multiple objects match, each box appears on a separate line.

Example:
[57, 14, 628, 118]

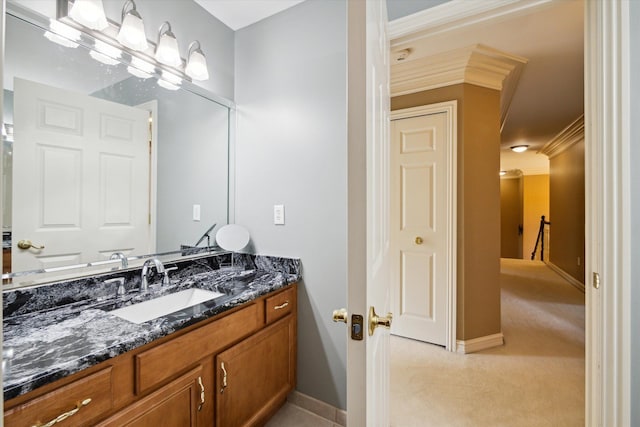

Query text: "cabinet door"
[98, 366, 206, 427]
[216, 315, 296, 427]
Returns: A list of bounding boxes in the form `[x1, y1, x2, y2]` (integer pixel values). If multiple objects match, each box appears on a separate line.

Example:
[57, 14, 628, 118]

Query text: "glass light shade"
[50, 20, 82, 41]
[157, 79, 180, 91]
[117, 12, 148, 51]
[155, 33, 181, 67]
[161, 70, 182, 85]
[510, 145, 529, 153]
[90, 40, 122, 66]
[127, 57, 154, 79]
[185, 49, 209, 81]
[69, 0, 108, 30]
[45, 31, 79, 48]
[90, 50, 119, 65]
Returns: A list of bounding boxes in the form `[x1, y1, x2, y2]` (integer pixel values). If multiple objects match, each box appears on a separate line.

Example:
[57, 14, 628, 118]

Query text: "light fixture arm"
[121, 0, 141, 21]
[158, 21, 175, 40]
[187, 40, 202, 57]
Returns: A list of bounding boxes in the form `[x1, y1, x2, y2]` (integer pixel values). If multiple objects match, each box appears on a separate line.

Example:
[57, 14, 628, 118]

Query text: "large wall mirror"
[2, 3, 234, 287]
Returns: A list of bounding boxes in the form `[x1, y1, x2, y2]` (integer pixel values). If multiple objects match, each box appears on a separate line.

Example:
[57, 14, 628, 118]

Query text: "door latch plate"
[351, 314, 363, 340]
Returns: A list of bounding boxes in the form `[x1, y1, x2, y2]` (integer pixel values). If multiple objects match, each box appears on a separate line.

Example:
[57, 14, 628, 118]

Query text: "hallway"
[390, 258, 585, 426]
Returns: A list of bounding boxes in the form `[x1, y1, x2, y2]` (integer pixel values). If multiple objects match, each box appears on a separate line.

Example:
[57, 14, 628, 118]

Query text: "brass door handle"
[332, 308, 348, 323]
[415, 236, 423, 245]
[220, 362, 227, 394]
[273, 301, 289, 310]
[197, 376, 205, 411]
[368, 306, 392, 336]
[17, 240, 45, 250]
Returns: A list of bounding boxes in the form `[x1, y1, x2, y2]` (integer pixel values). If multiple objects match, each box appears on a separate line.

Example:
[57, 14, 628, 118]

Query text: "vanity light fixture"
[185, 41, 209, 81]
[157, 70, 182, 90]
[116, 0, 148, 51]
[155, 22, 182, 68]
[44, 20, 82, 48]
[90, 39, 123, 66]
[510, 145, 529, 153]
[68, 0, 108, 30]
[127, 56, 155, 79]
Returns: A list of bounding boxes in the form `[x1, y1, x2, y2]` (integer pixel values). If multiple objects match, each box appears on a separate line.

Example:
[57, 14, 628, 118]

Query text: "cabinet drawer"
[5, 367, 113, 427]
[265, 287, 295, 324]
[136, 302, 261, 394]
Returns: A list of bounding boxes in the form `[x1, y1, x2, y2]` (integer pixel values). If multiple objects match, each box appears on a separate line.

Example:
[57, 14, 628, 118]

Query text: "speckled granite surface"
[2, 253, 301, 401]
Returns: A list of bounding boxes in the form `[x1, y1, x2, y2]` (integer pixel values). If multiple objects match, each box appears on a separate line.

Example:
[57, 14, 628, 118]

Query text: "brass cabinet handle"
[32, 398, 92, 427]
[197, 376, 205, 411]
[220, 362, 227, 394]
[415, 236, 423, 245]
[273, 301, 289, 310]
[17, 240, 45, 250]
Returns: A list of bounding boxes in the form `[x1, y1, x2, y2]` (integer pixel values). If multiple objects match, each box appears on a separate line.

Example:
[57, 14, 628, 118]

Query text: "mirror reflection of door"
[500, 171, 524, 259]
[12, 78, 152, 272]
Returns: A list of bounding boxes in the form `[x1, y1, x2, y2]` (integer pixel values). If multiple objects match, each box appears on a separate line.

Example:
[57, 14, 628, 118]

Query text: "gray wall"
[234, 0, 347, 409]
[14, 0, 235, 99]
[630, 1, 639, 424]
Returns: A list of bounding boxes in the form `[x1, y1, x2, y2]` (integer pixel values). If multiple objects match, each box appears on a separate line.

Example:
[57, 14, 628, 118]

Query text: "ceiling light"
[510, 145, 529, 153]
[116, 0, 148, 51]
[69, 0, 108, 30]
[155, 22, 181, 68]
[185, 41, 209, 81]
[127, 56, 154, 79]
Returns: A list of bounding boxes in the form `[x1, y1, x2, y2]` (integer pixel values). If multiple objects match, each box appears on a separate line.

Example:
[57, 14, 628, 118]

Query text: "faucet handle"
[163, 267, 178, 286]
[105, 277, 126, 297]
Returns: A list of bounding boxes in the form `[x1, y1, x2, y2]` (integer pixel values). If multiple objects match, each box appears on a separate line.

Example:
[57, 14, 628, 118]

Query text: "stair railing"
[531, 215, 551, 261]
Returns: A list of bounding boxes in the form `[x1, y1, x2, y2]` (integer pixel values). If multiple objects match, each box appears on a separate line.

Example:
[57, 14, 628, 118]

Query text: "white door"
[390, 105, 456, 348]
[12, 78, 151, 272]
[346, 0, 391, 425]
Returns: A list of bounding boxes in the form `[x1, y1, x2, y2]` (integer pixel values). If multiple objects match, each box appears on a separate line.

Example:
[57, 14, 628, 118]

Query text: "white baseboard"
[545, 261, 586, 293]
[456, 332, 504, 354]
[287, 390, 346, 426]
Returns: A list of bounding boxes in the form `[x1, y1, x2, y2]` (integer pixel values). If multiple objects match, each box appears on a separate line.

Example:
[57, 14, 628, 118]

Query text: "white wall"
[13, 0, 235, 99]
[234, 0, 347, 409]
[630, 2, 639, 424]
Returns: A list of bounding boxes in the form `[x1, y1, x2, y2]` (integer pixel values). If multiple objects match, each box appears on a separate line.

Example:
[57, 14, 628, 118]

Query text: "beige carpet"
[390, 259, 585, 427]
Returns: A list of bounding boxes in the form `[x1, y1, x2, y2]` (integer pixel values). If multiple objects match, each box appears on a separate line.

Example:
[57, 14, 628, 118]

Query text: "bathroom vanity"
[3, 254, 299, 427]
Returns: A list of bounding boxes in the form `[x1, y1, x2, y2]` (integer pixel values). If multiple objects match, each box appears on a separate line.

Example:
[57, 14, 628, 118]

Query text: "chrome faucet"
[140, 258, 165, 292]
[110, 252, 128, 269]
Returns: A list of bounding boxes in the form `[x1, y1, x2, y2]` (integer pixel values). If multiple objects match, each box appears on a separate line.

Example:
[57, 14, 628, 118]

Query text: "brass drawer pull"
[273, 301, 289, 310]
[33, 398, 92, 427]
[220, 362, 227, 394]
[197, 376, 205, 411]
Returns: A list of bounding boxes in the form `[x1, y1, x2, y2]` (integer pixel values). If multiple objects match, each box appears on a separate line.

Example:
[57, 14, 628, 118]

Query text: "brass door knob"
[368, 306, 393, 336]
[332, 308, 348, 323]
[17, 240, 45, 250]
[415, 236, 423, 245]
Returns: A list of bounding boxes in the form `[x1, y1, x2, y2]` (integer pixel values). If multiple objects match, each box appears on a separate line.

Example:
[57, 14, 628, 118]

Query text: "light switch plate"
[193, 204, 201, 221]
[274, 204, 285, 225]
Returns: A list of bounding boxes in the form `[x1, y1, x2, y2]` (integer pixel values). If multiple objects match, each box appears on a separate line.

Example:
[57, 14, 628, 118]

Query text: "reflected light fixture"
[155, 22, 181, 67]
[127, 56, 154, 79]
[499, 170, 507, 176]
[158, 70, 182, 91]
[510, 145, 529, 153]
[90, 39, 122, 65]
[185, 41, 209, 81]
[69, 0, 108, 30]
[116, 0, 148, 51]
[45, 20, 81, 48]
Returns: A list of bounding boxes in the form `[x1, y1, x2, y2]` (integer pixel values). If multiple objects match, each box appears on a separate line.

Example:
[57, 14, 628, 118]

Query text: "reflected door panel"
[12, 78, 151, 272]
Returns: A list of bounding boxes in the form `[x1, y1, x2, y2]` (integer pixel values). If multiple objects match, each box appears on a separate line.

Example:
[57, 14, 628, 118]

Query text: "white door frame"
[390, 101, 457, 352]
[389, 0, 632, 424]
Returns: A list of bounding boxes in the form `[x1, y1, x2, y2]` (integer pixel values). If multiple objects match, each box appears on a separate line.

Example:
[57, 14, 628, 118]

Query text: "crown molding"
[391, 44, 527, 130]
[539, 114, 584, 158]
[388, 0, 554, 45]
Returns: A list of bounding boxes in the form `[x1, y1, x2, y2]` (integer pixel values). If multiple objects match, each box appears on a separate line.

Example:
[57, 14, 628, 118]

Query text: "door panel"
[391, 109, 454, 347]
[12, 78, 151, 271]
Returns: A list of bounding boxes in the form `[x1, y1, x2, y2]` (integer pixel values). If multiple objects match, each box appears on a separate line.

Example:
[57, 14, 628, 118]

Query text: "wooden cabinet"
[4, 285, 297, 427]
[98, 366, 204, 427]
[216, 315, 296, 427]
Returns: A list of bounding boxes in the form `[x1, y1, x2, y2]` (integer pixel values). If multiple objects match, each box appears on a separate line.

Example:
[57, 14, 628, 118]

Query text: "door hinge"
[593, 272, 600, 289]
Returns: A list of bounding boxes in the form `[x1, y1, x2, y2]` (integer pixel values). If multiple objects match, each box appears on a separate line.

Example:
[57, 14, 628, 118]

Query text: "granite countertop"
[2, 254, 300, 401]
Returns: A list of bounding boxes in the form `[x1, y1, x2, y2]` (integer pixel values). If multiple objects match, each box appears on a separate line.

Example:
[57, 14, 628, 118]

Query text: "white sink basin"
[110, 288, 225, 324]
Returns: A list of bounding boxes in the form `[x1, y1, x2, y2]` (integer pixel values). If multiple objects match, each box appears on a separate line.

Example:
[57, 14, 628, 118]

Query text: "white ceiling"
[194, 0, 305, 30]
[391, 0, 584, 175]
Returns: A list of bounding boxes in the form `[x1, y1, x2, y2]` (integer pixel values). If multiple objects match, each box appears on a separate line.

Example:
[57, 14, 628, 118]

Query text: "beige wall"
[549, 142, 585, 283]
[392, 83, 502, 341]
[523, 174, 550, 261]
[500, 177, 523, 259]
